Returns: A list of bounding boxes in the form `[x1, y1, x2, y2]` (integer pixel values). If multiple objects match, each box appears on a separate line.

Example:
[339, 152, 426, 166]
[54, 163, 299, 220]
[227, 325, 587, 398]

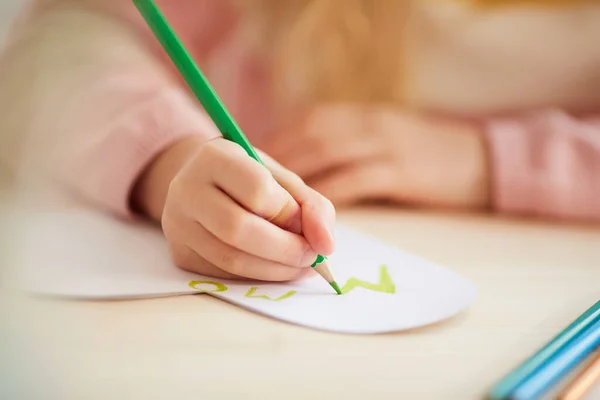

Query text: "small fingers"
[192, 185, 317, 267]
[171, 223, 306, 282]
[202, 139, 303, 233]
[168, 138, 323, 270]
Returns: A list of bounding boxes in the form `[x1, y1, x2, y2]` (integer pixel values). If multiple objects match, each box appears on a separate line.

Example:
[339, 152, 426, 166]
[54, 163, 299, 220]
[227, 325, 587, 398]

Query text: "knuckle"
[212, 138, 247, 159]
[198, 138, 240, 168]
[195, 141, 216, 165]
[167, 176, 205, 217]
[219, 251, 244, 276]
[167, 174, 185, 198]
[246, 166, 275, 210]
[247, 161, 273, 188]
[220, 213, 248, 246]
[200, 138, 222, 157]
[288, 172, 305, 186]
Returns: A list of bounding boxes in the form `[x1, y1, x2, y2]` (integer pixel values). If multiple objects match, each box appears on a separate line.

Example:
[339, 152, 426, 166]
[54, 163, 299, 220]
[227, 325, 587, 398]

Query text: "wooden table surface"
[2, 204, 600, 400]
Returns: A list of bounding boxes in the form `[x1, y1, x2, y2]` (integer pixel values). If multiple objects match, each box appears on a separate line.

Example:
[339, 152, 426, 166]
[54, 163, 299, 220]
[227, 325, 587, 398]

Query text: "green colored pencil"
[132, 0, 341, 295]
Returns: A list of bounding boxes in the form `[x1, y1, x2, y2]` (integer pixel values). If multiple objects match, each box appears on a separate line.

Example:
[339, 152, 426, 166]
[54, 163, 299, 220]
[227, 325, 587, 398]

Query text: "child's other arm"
[0, 1, 222, 217]
[485, 109, 600, 222]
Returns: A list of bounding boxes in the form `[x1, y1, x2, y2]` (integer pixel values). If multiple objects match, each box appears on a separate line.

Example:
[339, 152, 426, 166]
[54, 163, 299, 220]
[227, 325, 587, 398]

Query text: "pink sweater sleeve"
[2, 0, 232, 218]
[485, 110, 600, 222]
[57, 75, 221, 217]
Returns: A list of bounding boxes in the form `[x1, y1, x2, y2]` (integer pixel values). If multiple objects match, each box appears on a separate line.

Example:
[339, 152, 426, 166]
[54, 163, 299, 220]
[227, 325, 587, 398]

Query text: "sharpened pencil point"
[330, 281, 342, 295]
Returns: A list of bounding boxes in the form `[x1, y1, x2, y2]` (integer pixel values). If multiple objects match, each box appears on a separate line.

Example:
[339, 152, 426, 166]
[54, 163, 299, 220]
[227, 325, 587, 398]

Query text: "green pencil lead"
[330, 281, 342, 295]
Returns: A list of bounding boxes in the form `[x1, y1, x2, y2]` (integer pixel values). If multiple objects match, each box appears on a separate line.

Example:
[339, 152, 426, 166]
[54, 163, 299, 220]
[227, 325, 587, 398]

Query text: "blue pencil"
[511, 318, 600, 400]
[489, 301, 600, 399]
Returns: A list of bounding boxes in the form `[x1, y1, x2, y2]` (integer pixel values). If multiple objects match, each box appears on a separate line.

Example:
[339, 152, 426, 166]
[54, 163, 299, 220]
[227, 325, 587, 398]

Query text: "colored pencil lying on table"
[511, 318, 600, 399]
[557, 350, 600, 400]
[131, 0, 342, 295]
[489, 300, 600, 399]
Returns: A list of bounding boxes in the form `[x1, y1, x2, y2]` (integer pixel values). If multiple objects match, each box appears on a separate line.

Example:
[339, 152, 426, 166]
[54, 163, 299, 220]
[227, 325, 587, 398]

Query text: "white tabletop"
[2, 203, 600, 400]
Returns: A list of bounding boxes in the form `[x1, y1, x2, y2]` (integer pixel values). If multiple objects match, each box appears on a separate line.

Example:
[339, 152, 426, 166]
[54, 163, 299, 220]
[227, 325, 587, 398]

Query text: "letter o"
[188, 280, 228, 293]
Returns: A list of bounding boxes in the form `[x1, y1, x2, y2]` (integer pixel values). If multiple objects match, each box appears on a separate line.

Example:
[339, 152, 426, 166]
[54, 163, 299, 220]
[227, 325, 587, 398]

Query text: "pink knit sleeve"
[56, 73, 221, 217]
[484, 110, 600, 222]
[1, 1, 229, 219]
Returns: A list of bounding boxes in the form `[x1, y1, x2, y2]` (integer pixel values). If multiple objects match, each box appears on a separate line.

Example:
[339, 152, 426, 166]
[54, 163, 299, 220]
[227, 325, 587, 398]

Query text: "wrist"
[451, 122, 491, 209]
[131, 136, 205, 222]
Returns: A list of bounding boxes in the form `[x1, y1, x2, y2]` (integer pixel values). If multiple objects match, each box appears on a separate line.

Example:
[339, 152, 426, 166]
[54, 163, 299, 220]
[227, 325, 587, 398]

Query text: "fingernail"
[326, 204, 336, 240]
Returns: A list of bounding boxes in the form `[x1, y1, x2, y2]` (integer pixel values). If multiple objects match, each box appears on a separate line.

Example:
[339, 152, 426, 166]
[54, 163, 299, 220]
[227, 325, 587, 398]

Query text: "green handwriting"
[340, 265, 396, 295]
[188, 265, 396, 298]
[188, 280, 228, 293]
[245, 287, 297, 301]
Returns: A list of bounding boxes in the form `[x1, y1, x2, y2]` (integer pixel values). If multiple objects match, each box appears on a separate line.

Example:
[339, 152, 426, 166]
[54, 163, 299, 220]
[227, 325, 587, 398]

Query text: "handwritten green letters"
[188, 280, 228, 292]
[245, 287, 297, 301]
[189, 265, 395, 301]
[341, 265, 395, 294]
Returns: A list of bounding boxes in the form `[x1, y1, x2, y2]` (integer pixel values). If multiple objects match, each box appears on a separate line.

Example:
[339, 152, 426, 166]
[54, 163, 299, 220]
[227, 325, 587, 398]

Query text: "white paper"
[12, 211, 476, 334]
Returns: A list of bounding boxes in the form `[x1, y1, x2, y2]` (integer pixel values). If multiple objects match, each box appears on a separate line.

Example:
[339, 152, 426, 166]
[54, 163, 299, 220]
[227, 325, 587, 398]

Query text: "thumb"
[261, 151, 336, 255]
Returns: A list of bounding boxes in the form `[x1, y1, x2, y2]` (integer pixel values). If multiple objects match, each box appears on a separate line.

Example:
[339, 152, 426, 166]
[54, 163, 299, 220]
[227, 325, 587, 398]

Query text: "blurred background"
[0, 0, 20, 39]
[0, 2, 598, 399]
[1, 4, 37, 399]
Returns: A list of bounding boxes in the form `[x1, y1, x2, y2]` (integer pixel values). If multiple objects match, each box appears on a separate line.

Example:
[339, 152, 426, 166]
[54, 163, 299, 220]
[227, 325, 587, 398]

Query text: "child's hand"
[263, 105, 491, 210]
[132, 137, 335, 281]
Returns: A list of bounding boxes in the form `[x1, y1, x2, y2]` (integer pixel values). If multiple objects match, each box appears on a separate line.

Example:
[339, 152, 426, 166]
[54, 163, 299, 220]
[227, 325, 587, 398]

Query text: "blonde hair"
[237, 0, 588, 108]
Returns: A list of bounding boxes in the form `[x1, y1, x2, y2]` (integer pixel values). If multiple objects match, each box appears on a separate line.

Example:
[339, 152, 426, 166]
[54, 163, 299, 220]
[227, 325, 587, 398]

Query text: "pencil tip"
[330, 281, 342, 295]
